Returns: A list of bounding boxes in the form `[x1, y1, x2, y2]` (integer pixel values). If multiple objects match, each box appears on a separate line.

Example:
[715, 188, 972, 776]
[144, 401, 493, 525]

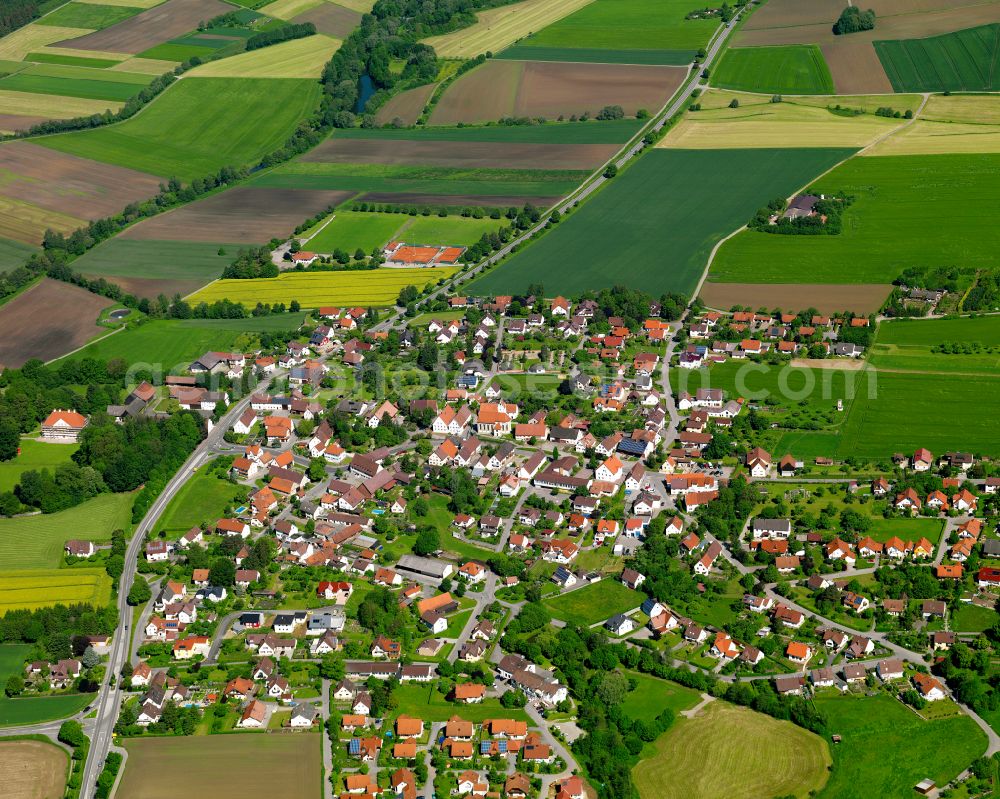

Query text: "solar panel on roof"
[348, 738, 360, 754]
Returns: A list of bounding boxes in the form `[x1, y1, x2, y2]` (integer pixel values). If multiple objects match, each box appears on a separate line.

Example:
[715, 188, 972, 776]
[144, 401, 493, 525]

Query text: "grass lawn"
[500, 0, 718, 64]
[156, 462, 243, 539]
[0, 645, 94, 726]
[951, 603, 998, 633]
[620, 672, 701, 723]
[0, 439, 78, 493]
[542, 580, 642, 626]
[391, 682, 529, 723]
[633, 700, 830, 799]
[331, 118, 643, 144]
[713, 46, 834, 94]
[56, 314, 306, 370]
[39, 78, 322, 180]
[397, 215, 500, 247]
[0, 491, 133, 570]
[710, 154, 1000, 285]
[814, 693, 986, 799]
[875, 24, 1000, 93]
[471, 147, 854, 298]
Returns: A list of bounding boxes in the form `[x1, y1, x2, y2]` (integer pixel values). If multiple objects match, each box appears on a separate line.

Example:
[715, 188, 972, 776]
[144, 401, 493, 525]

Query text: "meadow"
[619, 672, 701, 723]
[498, 0, 718, 64]
[875, 23, 1000, 92]
[117, 734, 322, 799]
[713, 46, 834, 94]
[0, 439, 79, 493]
[633, 701, 831, 799]
[542, 580, 642, 626]
[190, 267, 457, 307]
[332, 118, 643, 144]
[39, 78, 322, 180]
[814, 694, 985, 798]
[710, 154, 1000, 284]
[0, 491, 133, 570]
[0, 645, 94, 726]
[471, 147, 854, 297]
[57, 314, 306, 370]
[156, 462, 243, 538]
[0, 568, 113, 614]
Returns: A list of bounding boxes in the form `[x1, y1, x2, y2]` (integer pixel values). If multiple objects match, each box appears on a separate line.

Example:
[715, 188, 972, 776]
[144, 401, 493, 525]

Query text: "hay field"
[0, 739, 68, 799]
[423, 0, 593, 58]
[190, 266, 457, 307]
[0, 568, 113, 613]
[259, 0, 323, 17]
[633, 702, 831, 799]
[188, 34, 341, 78]
[0, 88, 120, 118]
[660, 92, 905, 149]
[0, 26, 95, 60]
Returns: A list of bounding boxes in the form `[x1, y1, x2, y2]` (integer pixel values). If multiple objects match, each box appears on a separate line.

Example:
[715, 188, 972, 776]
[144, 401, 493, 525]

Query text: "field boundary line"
[47, 323, 124, 364]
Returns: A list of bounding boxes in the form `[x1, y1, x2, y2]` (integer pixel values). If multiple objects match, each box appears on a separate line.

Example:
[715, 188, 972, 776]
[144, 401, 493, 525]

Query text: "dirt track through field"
[0, 278, 109, 367]
[121, 187, 354, 243]
[292, 2, 360, 36]
[429, 59, 685, 124]
[822, 41, 894, 93]
[358, 191, 563, 207]
[699, 281, 892, 314]
[56, 0, 232, 53]
[303, 138, 618, 169]
[0, 140, 162, 218]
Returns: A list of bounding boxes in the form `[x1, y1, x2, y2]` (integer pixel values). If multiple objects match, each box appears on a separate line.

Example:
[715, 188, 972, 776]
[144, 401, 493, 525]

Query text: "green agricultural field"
[39, 78, 322, 180]
[253, 162, 585, 199]
[542, 580, 642, 626]
[391, 683, 530, 723]
[305, 211, 406, 254]
[710, 154, 1000, 284]
[951, 602, 998, 633]
[877, 316, 1000, 348]
[500, 0, 718, 64]
[0, 491, 133, 571]
[814, 694, 985, 799]
[138, 27, 255, 62]
[332, 119, 643, 144]
[37, 2, 145, 29]
[25, 52, 121, 68]
[0, 568, 113, 614]
[0, 236, 37, 272]
[0, 72, 149, 101]
[620, 672, 701, 723]
[397, 215, 501, 246]
[472, 147, 853, 297]
[0, 645, 94, 726]
[156, 462, 243, 538]
[57, 314, 306, 370]
[713, 45, 834, 94]
[875, 24, 1000, 92]
[190, 267, 457, 308]
[633, 701, 830, 799]
[870, 317, 1000, 375]
[0, 439, 79, 493]
[72, 239, 243, 286]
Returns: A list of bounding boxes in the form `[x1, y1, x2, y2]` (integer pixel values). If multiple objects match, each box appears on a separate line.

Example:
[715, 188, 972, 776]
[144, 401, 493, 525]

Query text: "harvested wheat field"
[0, 141, 162, 219]
[699, 281, 892, 315]
[822, 40, 893, 93]
[429, 59, 685, 125]
[56, 0, 232, 53]
[0, 26, 93, 60]
[260, 0, 323, 18]
[304, 137, 618, 170]
[121, 187, 354, 243]
[188, 34, 340, 78]
[423, 0, 594, 59]
[292, 3, 360, 37]
[1, 739, 68, 799]
[375, 84, 436, 125]
[0, 90, 121, 120]
[865, 94, 1000, 154]
[359, 190, 563, 207]
[0, 279, 109, 367]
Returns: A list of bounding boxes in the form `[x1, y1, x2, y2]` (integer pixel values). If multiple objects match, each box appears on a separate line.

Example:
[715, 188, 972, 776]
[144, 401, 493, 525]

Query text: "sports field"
[471, 147, 853, 297]
[710, 154, 1000, 284]
[57, 314, 306, 370]
[876, 23, 1000, 92]
[814, 694, 985, 799]
[498, 0, 718, 64]
[0, 568, 113, 614]
[190, 267, 457, 308]
[117, 734, 322, 799]
[188, 34, 341, 78]
[38, 78, 322, 180]
[713, 46, 835, 94]
[0, 738, 68, 799]
[0, 491, 133, 571]
[633, 701, 831, 799]
[0, 645, 94, 726]
[423, 0, 593, 58]
[0, 439, 79, 493]
[661, 90, 903, 149]
[157, 462, 243, 538]
[542, 580, 642, 626]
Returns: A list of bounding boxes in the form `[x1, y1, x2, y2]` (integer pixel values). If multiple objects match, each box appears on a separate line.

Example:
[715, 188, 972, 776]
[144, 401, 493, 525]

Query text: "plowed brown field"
[359, 190, 563, 207]
[822, 41, 893, 93]
[699, 281, 892, 314]
[292, 2, 360, 36]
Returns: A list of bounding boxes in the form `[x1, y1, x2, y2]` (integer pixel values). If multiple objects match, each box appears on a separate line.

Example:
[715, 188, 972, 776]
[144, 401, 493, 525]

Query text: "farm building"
[383, 241, 466, 267]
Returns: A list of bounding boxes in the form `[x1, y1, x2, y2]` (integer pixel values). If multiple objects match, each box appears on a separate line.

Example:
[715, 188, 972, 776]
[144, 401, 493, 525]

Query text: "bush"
[833, 6, 875, 34]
